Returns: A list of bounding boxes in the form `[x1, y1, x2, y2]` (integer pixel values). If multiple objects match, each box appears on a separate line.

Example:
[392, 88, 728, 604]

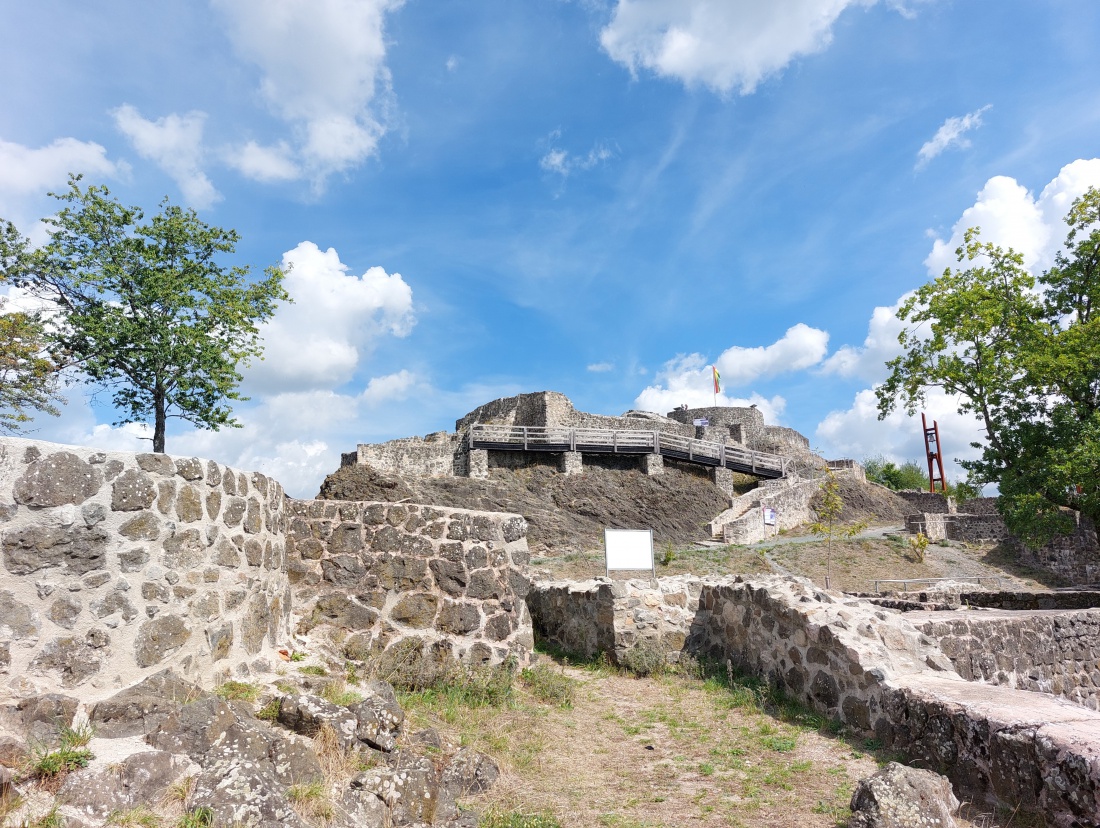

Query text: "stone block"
[13, 451, 102, 507]
[111, 469, 157, 511]
[135, 615, 191, 667]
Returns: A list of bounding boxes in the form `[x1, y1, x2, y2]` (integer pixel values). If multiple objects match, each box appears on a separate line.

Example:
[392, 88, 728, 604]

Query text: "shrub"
[619, 641, 667, 677]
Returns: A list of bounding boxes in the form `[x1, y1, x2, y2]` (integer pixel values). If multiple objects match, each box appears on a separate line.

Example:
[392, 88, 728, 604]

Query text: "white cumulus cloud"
[817, 158, 1100, 472]
[211, 0, 404, 183]
[816, 387, 984, 481]
[820, 296, 911, 383]
[916, 105, 991, 168]
[634, 325, 827, 417]
[634, 354, 787, 419]
[113, 105, 221, 208]
[714, 323, 829, 386]
[0, 137, 126, 239]
[599, 0, 878, 94]
[246, 241, 415, 393]
[223, 140, 300, 182]
[924, 158, 1100, 277]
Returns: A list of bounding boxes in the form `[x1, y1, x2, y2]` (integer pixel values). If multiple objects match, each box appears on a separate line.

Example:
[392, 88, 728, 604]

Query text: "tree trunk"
[153, 382, 166, 453]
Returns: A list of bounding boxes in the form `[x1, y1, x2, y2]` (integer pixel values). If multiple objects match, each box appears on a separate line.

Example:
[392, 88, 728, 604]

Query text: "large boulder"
[849, 762, 959, 828]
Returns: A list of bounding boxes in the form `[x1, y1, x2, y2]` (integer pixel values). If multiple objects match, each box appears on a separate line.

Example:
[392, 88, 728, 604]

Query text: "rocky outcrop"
[1, 669, 498, 827]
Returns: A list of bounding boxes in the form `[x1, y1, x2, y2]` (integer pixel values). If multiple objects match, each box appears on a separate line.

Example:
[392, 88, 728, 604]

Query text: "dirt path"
[463, 666, 879, 827]
[438, 664, 1010, 827]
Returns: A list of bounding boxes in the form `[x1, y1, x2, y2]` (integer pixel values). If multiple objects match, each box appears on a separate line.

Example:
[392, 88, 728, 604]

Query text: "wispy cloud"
[113, 105, 220, 208]
[916, 105, 992, 168]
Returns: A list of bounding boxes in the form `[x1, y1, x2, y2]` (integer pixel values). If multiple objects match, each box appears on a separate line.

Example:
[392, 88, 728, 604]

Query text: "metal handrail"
[468, 423, 787, 475]
[871, 576, 1003, 593]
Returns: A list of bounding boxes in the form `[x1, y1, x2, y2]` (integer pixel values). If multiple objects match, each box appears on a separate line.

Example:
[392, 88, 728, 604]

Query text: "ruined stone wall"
[1014, 516, 1100, 586]
[526, 575, 1100, 823]
[909, 609, 1100, 710]
[906, 512, 949, 540]
[455, 391, 562, 431]
[895, 491, 955, 514]
[285, 500, 533, 682]
[667, 406, 764, 446]
[712, 478, 826, 544]
[528, 577, 701, 664]
[355, 433, 461, 478]
[0, 437, 291, 703]
[946, 514, 1012, 543]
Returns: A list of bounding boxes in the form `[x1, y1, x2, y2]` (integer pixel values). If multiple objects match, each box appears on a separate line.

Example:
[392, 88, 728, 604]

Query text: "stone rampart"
[354, 432, 462, 478]
[908, 609, 1100, 710]
[286, 500, 533, 683]
[0, 437, 292, 702]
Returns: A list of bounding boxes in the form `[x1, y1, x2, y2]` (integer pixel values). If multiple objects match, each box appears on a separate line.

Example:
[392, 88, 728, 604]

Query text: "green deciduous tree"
[877, 187, 1100, 547]
[862, 455, 929, 491]
[0, 177, 289, 453]
[0, 221, 63, 432]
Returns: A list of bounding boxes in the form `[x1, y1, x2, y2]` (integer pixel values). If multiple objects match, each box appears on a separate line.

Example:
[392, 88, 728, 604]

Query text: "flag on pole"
[711, 365, 721, 394]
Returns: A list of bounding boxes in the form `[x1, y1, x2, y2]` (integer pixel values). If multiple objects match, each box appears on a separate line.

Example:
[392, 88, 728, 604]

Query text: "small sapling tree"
[809, 470, 869, 589]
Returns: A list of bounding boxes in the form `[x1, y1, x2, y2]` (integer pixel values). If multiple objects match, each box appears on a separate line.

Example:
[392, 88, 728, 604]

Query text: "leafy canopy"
[0, 221, 63, 433]
[877, 187, 1100, 547]
[0, 176, 289, 452]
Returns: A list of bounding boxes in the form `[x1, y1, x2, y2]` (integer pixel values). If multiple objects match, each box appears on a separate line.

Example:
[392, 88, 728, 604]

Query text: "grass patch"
[298, 665, 328, 676]
[174, 809, 214, 828]
[287, 780, 335, 823]
[520, 664, 577, 708]
[479, 809, 562, 828]
[256, 699, 281, 722]
[214, 680, 261, 702]
[106, 806, 162, 827]
[320, 678, 364, 707]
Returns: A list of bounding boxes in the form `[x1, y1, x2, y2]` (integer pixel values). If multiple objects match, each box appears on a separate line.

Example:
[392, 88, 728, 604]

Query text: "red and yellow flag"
[712, 365, 721, 394]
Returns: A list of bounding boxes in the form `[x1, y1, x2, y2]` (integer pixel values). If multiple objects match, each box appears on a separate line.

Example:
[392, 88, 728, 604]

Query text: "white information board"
[604, 529, 655, 578]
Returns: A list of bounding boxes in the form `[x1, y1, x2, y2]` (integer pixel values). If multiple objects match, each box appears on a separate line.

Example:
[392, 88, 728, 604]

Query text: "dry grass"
[399, 658, 1034, 828]
[533, 531, 1054, 596]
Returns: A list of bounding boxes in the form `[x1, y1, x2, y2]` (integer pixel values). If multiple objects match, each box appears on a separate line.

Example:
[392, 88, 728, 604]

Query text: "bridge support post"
[467, 449, 489, 479]
[710, 467, 734, 497]
[640, 453, 664, 476]
[559, 451, 583, 476]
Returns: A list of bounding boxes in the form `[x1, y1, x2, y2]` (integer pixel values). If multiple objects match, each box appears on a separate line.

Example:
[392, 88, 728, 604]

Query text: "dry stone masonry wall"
[286, 499, 534, 685]
[526, 575, 1100, 824]
[909, 608, 1100, 710]
[0, 437, 292, 701]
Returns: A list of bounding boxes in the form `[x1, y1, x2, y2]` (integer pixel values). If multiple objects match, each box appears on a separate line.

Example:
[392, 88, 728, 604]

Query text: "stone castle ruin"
[3, 391, 1100, 825]
[344, 390, 819, 488]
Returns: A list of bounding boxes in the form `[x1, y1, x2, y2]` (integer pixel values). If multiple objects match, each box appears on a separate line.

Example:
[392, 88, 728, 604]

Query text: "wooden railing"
[468, 424, 787, 478]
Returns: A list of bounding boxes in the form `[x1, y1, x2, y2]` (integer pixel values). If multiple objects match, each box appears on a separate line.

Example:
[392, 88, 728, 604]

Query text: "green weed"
[520, 664, 577, 708]
[214, 680, 261, 702]
[479, 810, 561, 828]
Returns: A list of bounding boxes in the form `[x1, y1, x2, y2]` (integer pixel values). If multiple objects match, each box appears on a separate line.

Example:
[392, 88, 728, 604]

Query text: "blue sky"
[2, 0, 1099, 497]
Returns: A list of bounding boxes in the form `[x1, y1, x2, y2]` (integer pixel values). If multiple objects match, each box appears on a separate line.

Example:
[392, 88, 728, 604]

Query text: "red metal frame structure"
[921, 412, 947, 493]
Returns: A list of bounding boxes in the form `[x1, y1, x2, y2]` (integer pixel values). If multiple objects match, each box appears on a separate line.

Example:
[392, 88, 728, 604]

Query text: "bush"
[619, 641, 667, 677]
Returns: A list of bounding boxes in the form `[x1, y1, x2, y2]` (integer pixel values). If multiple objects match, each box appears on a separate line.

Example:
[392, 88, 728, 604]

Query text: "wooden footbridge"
[468, 424, 788, 479]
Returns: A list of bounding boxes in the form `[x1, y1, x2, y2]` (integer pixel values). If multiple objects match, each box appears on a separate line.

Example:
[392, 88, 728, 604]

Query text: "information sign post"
[604, 529, 655, 580]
